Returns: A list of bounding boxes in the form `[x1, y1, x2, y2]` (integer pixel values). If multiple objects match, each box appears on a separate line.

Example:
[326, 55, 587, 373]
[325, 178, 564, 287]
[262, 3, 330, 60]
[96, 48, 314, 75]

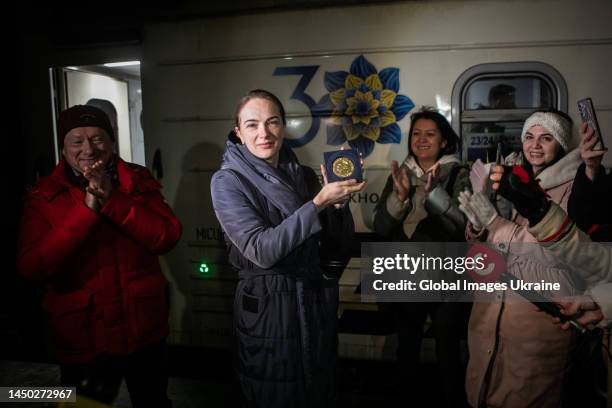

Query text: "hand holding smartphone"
[577, 97, 605, 151]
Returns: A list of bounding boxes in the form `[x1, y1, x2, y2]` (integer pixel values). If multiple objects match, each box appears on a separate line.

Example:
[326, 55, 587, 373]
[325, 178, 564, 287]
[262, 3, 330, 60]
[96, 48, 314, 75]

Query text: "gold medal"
[332, 157, 355, 178]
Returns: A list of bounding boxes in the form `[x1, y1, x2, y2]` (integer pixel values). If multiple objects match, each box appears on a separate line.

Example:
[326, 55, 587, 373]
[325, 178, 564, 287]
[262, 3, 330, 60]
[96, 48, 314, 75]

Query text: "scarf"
[220, 137, 310, 217]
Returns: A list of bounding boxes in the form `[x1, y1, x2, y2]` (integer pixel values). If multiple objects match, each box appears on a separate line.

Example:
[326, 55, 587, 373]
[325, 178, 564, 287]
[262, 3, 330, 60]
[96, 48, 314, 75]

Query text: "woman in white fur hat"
[463, 109, 583, 407]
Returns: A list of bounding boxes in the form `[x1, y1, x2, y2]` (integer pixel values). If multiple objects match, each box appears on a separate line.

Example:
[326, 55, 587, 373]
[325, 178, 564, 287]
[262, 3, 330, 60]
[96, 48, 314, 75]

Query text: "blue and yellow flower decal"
[314, 55, 414, 157]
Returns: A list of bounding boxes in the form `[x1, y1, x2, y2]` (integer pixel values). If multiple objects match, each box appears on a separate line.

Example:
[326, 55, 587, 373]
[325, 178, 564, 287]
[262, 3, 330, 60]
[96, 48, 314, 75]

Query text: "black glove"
[496, 165, 551, 226]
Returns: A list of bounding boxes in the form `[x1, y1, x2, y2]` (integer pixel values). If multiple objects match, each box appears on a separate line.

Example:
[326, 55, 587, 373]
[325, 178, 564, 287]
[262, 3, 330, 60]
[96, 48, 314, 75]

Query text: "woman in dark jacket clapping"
[211, 89, 365, 408]
[372, 108, 470, 407]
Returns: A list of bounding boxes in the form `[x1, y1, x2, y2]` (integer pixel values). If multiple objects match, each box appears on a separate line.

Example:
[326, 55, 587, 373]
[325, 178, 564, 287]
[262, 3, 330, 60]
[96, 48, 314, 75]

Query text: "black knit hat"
[58, 105, 115, 148]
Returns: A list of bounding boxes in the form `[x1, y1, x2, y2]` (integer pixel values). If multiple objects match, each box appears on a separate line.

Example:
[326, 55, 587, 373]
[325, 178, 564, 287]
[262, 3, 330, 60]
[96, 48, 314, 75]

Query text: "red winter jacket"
[17, 159, 182, 363]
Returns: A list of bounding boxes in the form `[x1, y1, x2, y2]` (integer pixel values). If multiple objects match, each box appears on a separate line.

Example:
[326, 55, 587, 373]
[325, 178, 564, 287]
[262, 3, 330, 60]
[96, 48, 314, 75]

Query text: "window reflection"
[465, 77, 553, 110]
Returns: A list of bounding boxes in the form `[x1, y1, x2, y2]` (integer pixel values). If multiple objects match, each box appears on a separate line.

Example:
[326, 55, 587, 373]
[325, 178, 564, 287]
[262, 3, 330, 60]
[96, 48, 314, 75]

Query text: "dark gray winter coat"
[210, 136, 354, 408]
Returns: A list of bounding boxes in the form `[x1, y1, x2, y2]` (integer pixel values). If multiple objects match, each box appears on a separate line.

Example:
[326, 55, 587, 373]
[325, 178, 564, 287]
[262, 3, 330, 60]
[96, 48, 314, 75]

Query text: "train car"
[41, 0, 611, 362]
[132, 0, 612, 360]
[7, 1, 611, 406]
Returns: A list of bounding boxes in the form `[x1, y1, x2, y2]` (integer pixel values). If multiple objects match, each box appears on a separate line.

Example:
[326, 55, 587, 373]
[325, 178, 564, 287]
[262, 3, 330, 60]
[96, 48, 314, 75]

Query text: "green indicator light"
[199, 263, 210, 274]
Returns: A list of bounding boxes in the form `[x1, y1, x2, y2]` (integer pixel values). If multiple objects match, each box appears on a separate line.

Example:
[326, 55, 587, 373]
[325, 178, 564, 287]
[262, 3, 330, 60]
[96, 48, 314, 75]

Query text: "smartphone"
[577, 97, 605, 150]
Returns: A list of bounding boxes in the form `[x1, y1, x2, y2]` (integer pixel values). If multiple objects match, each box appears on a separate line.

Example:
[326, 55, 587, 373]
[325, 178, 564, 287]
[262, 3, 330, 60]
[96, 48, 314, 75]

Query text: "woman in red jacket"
[17, 105, 182, 407]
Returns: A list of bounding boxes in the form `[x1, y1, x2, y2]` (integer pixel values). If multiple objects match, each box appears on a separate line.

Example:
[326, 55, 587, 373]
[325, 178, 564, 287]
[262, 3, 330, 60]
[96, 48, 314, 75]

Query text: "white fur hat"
[521, 111, 571, 152]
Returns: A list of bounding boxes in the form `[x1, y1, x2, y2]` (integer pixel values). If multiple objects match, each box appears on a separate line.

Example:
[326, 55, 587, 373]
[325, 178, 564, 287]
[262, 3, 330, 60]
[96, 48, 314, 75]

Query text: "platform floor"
[0, 353, 440, 407]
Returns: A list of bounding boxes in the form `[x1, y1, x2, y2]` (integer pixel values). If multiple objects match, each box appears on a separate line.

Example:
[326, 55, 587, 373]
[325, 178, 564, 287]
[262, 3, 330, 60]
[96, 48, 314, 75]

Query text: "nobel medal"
[323, 149, 363, 182]
[332, 157, 355, 178]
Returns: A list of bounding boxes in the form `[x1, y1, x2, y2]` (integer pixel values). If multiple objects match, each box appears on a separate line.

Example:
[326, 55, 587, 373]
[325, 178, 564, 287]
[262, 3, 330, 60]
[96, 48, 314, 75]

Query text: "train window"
[451, 62, 567, 163]
[464, 77, 554, 110]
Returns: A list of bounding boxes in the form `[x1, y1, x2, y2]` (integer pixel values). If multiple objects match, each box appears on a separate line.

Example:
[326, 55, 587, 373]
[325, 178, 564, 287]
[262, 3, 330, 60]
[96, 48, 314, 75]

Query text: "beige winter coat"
[466, 149, 583, 408]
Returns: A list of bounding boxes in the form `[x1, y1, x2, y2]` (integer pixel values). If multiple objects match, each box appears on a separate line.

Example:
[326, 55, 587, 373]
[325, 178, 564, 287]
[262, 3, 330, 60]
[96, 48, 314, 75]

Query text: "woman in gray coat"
[211, 89, 365, 408]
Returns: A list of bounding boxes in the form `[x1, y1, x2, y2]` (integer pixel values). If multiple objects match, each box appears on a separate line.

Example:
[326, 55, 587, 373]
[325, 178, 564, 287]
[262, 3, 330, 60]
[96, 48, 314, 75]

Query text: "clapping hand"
[424, 162, 440, 193]
[83, 160, 113, 211]
[390, 160, 410, 202]
[458, 191, 498, 231]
